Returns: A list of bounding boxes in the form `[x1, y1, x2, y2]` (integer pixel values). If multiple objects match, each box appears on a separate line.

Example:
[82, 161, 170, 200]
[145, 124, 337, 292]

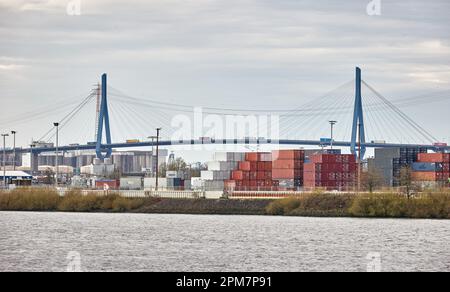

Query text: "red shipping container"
[239, 161, 251, 171]
[245, 152, 271, 162]
[418, 153, 450, 163]
[257, 162, 272, 171]
[232, 171, 243, 180]
[224, 180, 236, 189]
[272, 160, 304, 169]
[443, 163, 450, 172]
[272, 169, 303, 179]
[245, 153, 259, 162]
[272, 150, 305, 160]
[249, 172, 258, 180]
[250, 162, 258, 171]
[412, 172, 438, 181]
[95, 180, 120, 190]
[257, 171, 272, 180]
[310, 154, 356, 164]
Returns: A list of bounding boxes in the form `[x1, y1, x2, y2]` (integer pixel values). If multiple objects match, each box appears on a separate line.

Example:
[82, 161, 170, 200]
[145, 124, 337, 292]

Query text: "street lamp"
[2, 133, 9, 188]
[30, 144, 35, 177]
[329, 121, 337, 150]
[155, 128, 162, 191]
[54, 122, 59, 187]
[11, 131, 16, 171]
[147, 136, 157, 177]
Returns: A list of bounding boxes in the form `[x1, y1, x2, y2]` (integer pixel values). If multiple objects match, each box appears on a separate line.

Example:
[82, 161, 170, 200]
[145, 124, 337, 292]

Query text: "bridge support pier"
[350, 67, 366, 159]
[95, 73, 112, 160]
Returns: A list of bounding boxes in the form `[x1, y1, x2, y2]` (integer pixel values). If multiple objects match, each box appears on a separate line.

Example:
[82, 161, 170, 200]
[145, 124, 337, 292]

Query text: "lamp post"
[54, 122, 59, 187]
[2, 133, 9, 188]
[155, 128, 162, 191]
[147, 136, 157, 177]
[329, 121, 337, 150]
[30, 144, 35, 177]
[11, 131, 16, 171]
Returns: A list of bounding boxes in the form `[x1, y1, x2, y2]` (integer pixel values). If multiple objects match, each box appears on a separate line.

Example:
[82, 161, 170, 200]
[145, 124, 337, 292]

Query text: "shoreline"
[1, 189, 449, 219]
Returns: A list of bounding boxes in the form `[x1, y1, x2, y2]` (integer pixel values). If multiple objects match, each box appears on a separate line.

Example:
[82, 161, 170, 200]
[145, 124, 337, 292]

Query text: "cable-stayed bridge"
[2, 67, 449, 163]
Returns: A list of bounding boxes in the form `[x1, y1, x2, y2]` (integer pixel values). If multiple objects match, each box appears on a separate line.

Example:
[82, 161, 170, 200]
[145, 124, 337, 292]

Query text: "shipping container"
[272, 150, 305, 160]
[245, 152, 272, 162]
[239, 161, 251, 171]
[272, 169, 303, 179]
[412, 162, 443, 172]
[417, 153, 450, 163]
[201, 170, 231, 181]
[272, 160, 304, 169]
[126, 139, 140, 143]
[120, 177, 143, 190]
[412, 172, 439, 182]
[213, 152, 246, 162]
[95, 179, 120, 190]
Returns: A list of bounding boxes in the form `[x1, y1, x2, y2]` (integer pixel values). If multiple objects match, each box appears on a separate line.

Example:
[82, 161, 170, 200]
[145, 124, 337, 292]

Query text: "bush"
[349, 192, 450, 219]
[111, 196, 146, 212]
[0, 188, 60, 211]
[266, 197, 301, 215]
[265, 194, 354, 216]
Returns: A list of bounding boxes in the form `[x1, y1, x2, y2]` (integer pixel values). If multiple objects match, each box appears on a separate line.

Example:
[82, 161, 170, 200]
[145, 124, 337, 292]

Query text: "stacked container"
[271, 150, 305, 190]
[166, 170, 191, 190]
[392, 147, 428, 186]
[411, 153, 450, 187]
[227, 152, 278, 191]
[303, 154, 357, 191]
[202, 152, 245, 191]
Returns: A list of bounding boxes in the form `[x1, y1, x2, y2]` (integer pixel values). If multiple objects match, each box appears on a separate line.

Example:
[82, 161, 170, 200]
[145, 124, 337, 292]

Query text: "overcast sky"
[0, 0, 449, 160]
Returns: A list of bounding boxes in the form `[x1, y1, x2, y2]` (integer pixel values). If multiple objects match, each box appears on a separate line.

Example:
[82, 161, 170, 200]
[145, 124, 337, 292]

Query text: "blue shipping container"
[412, 162, 442, 172]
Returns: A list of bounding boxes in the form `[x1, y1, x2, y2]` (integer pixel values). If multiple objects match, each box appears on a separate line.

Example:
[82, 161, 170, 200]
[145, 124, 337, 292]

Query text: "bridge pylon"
[350, 67, 366, 159]
[95, 73, 112, 160]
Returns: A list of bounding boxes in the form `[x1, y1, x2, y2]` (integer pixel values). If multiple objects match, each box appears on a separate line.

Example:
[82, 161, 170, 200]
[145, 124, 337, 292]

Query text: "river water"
[0, 211, 448, 272]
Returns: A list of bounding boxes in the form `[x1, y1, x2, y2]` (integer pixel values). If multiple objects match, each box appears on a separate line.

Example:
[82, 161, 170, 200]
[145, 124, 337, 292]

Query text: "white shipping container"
[120, 177, 143, 190]
[260, 153, 272, 162]
[213, 152, 246, 162]
[191, 177, 204, 190]
[204, 181, 225, 191]
[143, 177, 167, 189]
[207, 161, 240, 171]
[184, 180, 192, 190]
[233, 153, 246, 162]
[201, 171, 231, 181]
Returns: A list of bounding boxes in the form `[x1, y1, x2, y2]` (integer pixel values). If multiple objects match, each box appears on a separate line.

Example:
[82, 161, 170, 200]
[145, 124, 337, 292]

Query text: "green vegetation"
[350, 192, 450, 219]
[0, 188, 147, 213]
[0, 188, 60, 211]
[1, 188, 449, 219]
[266, 192, 354, 217]
[266, 192, 450, 219]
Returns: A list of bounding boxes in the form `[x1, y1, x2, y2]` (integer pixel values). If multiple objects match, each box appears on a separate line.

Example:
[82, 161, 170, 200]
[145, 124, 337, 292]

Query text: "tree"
[158, 163, 167, 178]
[190, 163, 207, 178]
[361, 168, 383, 193]
[168, 158, 187, 171]
[399, 166, 413, 198]
[158, 158, 206, 178]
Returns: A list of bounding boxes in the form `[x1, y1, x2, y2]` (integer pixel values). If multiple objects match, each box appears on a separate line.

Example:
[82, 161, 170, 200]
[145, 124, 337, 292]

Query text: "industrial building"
[21, 149, 168, 176]
[0, 171, 33, 186]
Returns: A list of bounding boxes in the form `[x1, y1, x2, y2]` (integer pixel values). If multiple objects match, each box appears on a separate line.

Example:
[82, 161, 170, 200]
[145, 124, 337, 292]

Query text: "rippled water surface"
[0, 211, 449, 272]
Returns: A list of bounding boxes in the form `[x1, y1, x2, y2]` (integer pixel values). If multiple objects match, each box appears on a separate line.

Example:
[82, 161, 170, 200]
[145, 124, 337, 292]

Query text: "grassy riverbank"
[0, 188, 449, 219]
[265, 192, 450, 219]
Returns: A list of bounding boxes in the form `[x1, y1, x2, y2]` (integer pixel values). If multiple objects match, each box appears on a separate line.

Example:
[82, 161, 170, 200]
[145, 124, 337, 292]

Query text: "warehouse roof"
[0, 171, 33, 179]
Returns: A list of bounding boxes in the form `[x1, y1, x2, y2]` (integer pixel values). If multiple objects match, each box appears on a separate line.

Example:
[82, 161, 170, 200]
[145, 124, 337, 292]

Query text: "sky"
[0, 0, 449, 162]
